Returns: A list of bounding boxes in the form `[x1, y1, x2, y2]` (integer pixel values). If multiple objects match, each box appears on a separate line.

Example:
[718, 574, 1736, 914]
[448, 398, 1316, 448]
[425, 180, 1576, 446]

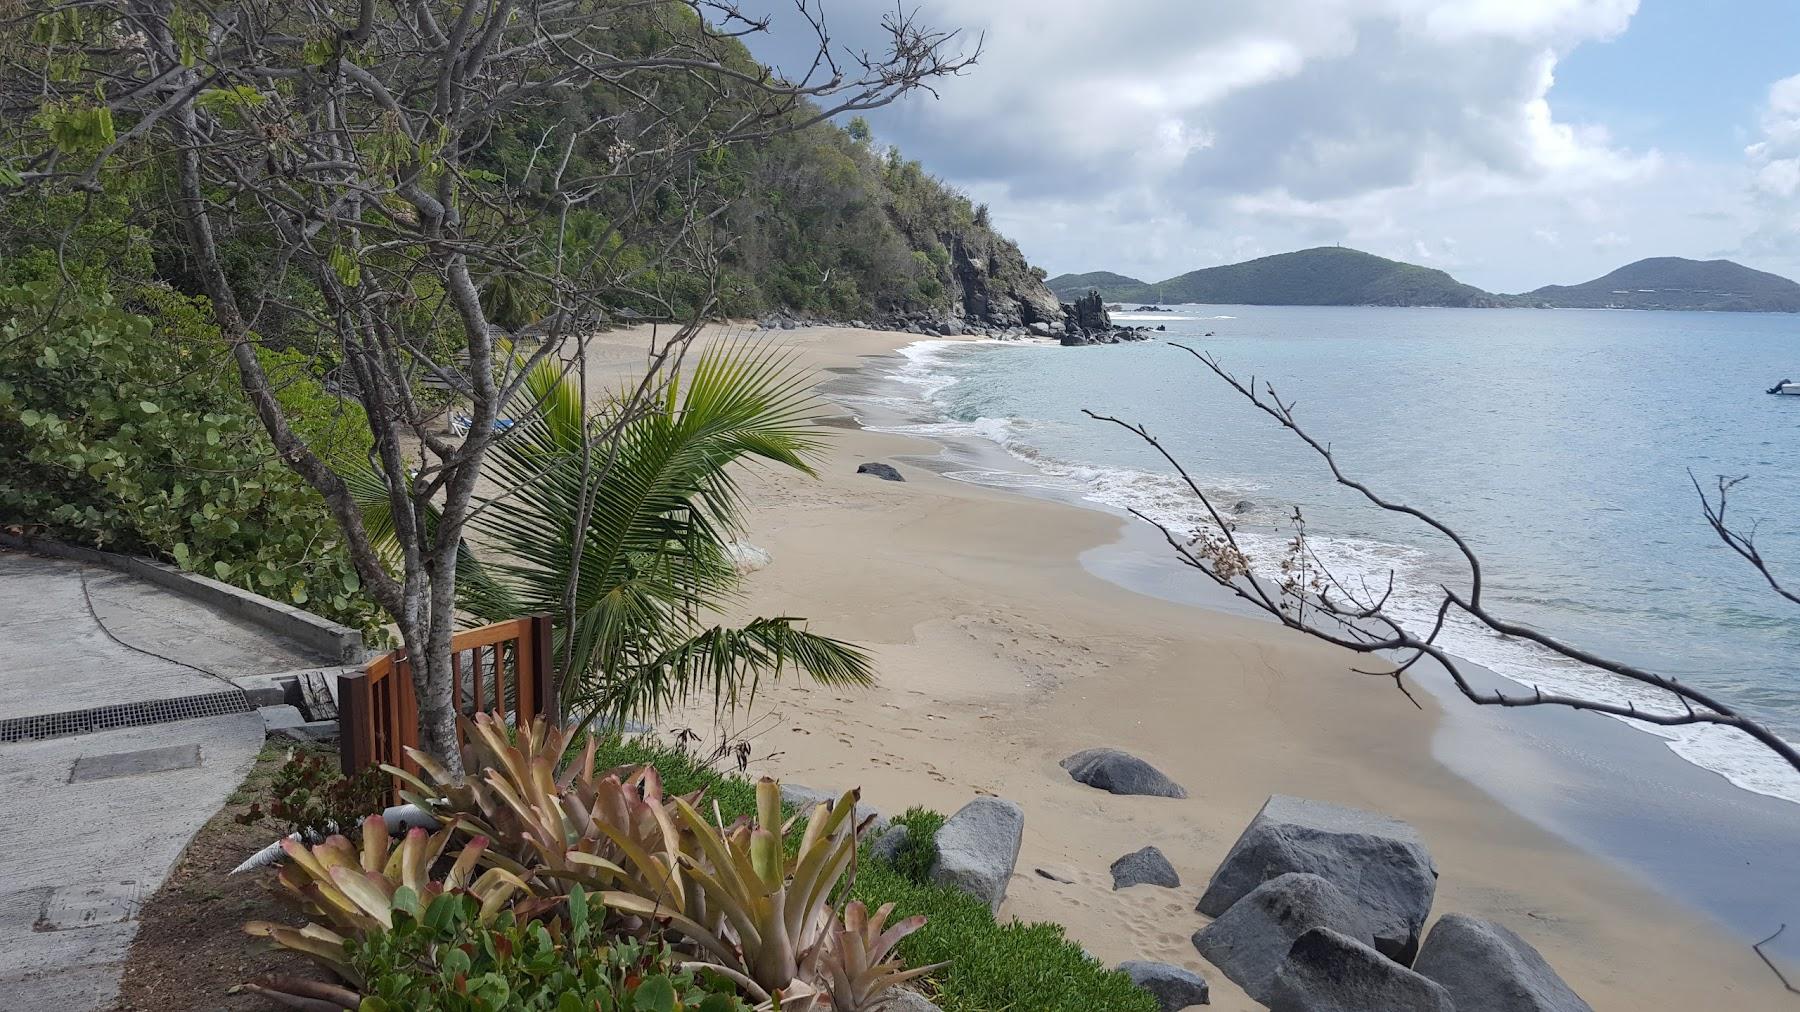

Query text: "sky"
[735, 1, 1800, 293]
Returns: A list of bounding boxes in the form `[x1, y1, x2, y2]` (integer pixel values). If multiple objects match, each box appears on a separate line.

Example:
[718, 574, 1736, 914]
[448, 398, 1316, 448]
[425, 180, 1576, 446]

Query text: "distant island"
[1513, 257, 1800, 312]
[1049, 248, 1800, 313]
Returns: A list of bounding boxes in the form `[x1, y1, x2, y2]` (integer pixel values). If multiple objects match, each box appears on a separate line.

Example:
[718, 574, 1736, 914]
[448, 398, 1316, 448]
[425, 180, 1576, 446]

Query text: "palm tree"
[453, 339, 872, 726]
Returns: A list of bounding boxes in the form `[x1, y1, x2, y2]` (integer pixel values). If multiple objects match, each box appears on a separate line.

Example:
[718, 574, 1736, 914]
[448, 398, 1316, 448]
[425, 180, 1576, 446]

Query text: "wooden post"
[529, 613, 555, 722]
[337, 669, 375, 774]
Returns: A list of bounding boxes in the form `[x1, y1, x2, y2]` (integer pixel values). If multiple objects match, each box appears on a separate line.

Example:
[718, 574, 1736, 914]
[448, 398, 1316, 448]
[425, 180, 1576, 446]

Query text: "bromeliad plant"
[589, 777, 946, 1010]
[386, 712, 702, 895]
[243, 817, 534, 988]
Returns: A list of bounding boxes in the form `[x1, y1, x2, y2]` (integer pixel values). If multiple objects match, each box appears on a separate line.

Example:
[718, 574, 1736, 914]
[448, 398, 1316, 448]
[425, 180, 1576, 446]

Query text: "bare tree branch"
[1084, 342, 1800, 778]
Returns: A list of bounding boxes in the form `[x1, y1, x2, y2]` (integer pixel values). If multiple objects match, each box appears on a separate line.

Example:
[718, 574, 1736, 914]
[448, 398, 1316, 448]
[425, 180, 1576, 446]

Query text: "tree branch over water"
[1083, 341, 1800, 778]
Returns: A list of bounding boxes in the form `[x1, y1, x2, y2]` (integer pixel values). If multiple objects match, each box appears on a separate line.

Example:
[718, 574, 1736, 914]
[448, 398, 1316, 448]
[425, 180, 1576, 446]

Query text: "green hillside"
[1146, 247, 1501, 307]
[1046, 270, 1151, 301]
[1517, 257, 1800, 312]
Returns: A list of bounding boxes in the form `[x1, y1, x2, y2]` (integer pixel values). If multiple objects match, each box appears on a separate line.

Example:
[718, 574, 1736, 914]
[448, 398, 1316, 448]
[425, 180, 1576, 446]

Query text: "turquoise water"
[877, 306, 1800, 805]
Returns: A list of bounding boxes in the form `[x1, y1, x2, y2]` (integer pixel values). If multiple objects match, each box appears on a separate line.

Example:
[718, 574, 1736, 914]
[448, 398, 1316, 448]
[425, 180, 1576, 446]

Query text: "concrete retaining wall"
[0, 532, 370, 664]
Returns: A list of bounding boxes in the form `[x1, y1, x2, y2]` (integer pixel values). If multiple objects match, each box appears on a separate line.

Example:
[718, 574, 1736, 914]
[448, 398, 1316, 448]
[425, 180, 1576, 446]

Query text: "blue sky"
[1553, 1, 1800, 157]
[742, 1, 1800, 293]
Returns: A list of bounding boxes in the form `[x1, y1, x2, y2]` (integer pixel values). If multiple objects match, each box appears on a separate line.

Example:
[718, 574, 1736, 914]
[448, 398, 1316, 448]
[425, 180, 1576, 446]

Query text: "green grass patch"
[886, 806, 945, 884]
[580, 733, 1156, 1012]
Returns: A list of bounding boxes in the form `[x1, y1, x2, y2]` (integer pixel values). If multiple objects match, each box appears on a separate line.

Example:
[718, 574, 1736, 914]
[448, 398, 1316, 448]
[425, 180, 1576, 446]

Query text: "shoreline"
[595, 323, 1793, 1009]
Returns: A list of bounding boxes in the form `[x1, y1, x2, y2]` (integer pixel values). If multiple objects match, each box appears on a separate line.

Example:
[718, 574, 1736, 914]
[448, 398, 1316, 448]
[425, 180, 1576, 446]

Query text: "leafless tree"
[1086, 342, 1800, 777]
[1, 0, 976, 769]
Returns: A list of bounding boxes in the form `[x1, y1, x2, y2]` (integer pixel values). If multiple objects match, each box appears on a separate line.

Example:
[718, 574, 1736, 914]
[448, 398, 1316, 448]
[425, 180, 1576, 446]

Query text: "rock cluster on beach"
[1183, 794, 1592, 1011]
[790, 761, 1592, 1012]
[749, 283, 1160, 346]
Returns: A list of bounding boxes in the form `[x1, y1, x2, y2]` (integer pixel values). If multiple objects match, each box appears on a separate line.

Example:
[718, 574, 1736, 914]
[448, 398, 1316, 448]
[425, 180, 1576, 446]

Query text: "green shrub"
[848, 861, 1158, 1012]
[886, 807, 945, 885]
[234, 747, 389, 839]
[348, 887, 748, 1012]
[0, 271, 386, 638]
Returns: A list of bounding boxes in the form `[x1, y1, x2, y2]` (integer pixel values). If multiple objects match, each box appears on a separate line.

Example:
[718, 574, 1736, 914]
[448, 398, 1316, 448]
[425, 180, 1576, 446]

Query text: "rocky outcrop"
[1196, 795, 1437, 963]
[1056, 289, 1159, 346]
[1111, 846, 1181, 890]
[1061, 748, 1188, 798]
[1267, 928, 1455, 1012]
[1192, 872, 1373, 1005]
[945, 229, 1063, 331]
[1117, 961, 1210, 1011]
[929, 797, 1024, 912]
[1413, 914, 1594, 1012]
[857, 462, 905, 482]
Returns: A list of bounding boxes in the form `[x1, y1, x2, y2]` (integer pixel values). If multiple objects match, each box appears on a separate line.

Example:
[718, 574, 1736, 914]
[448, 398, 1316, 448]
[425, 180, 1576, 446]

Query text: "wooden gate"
[338, 615, 553, 801]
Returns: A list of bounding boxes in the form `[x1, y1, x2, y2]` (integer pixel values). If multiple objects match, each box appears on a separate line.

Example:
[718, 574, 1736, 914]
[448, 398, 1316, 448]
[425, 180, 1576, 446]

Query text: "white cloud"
[1739, 74, 1800, 263]
[741, 0, 1777, 290]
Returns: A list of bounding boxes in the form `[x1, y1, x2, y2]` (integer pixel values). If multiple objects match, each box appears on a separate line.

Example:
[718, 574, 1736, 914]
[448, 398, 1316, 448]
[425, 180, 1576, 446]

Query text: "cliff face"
[944, 227, 1063, 328]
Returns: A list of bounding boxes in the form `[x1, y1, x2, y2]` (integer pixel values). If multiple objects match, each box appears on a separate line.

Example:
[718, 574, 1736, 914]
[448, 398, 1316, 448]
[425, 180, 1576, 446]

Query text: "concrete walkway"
[0, 550, 338, 1010]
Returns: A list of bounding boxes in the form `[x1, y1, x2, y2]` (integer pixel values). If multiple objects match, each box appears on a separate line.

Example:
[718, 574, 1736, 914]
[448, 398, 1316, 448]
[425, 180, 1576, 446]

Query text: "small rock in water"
[1060, 747, 1187, 798]
[1412, 914, 1593, 1012]
[1117, 961, 1210, 1011]
[1192, 872, 1373, 1005]
[1111, 845, 1180, 890]
[1267, 927, 1454, 1012]
[856, 462, 905, 482]
[1232, 499, 1255, 515]
[930, 796, 1024, 912]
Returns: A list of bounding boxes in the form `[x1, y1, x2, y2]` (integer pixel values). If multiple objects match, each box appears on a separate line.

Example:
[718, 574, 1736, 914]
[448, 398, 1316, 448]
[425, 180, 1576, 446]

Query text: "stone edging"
[0, 531, 369, 664]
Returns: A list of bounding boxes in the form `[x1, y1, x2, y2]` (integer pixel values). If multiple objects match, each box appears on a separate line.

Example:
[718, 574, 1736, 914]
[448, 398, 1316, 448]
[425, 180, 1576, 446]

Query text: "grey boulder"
[1191, 872, 1373, 1005]
[879, 989, 943, 1012]
[1118, 961, 1210, 1010]
[929, 797, 1024, 912]
[780, 783, 886, 830]
[1413, 914, 1594, 1012]
[1196, 795, 1436, 963]
[1268, 927, 1455, 1012]
[1060, 748, 1187, 799]
[867, 823, 910, 864]
[1111, 845, 1180, 890]
[857, 462, 905, 482]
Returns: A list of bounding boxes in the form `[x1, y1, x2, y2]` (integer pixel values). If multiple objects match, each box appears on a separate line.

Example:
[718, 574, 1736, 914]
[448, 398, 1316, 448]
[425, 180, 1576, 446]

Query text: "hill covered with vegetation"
[1058, 247, 1502, 307]
[1046, 270, 1148, 301]
[1514, 257, 1800, 312]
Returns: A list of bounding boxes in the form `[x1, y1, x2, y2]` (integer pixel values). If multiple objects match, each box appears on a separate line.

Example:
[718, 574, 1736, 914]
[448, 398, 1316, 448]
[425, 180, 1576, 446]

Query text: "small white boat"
[1768, 379, 1800, 395]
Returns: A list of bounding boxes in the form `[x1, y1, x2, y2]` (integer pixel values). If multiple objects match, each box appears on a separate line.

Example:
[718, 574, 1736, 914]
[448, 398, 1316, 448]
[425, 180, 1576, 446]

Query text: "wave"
[873, 340, 1800, 806]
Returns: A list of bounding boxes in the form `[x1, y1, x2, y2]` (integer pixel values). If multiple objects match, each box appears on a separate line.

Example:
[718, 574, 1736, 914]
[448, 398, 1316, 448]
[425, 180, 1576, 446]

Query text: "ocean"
[861, 305, 1800, 807]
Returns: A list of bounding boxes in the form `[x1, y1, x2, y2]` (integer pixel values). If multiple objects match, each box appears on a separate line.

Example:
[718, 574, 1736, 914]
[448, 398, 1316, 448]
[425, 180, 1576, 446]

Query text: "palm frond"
[461, 337, 865, 721]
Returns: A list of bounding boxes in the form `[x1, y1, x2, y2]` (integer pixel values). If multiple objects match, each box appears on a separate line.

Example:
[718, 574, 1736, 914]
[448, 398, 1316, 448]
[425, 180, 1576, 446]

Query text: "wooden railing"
[339, 615, 553, 801]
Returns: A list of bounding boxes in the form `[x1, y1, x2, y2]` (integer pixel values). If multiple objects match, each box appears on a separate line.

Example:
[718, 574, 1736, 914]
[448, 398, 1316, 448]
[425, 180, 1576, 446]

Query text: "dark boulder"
[1118, 961, 1210, 1011]
[1267, 927, 1454, 1012]
[1413, 914, 1593, 1012]
[1060, 748, 1187, 798]
[1111, 846, 1181, 890]
[1191, 872, 1373, 1005]
[1196, 795, 1436, 963]
[857, 462, 905, 482]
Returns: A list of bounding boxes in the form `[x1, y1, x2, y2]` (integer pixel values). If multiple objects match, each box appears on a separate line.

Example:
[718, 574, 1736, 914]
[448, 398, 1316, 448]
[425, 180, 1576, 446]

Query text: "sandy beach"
[588, 323, 1789, 1010]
